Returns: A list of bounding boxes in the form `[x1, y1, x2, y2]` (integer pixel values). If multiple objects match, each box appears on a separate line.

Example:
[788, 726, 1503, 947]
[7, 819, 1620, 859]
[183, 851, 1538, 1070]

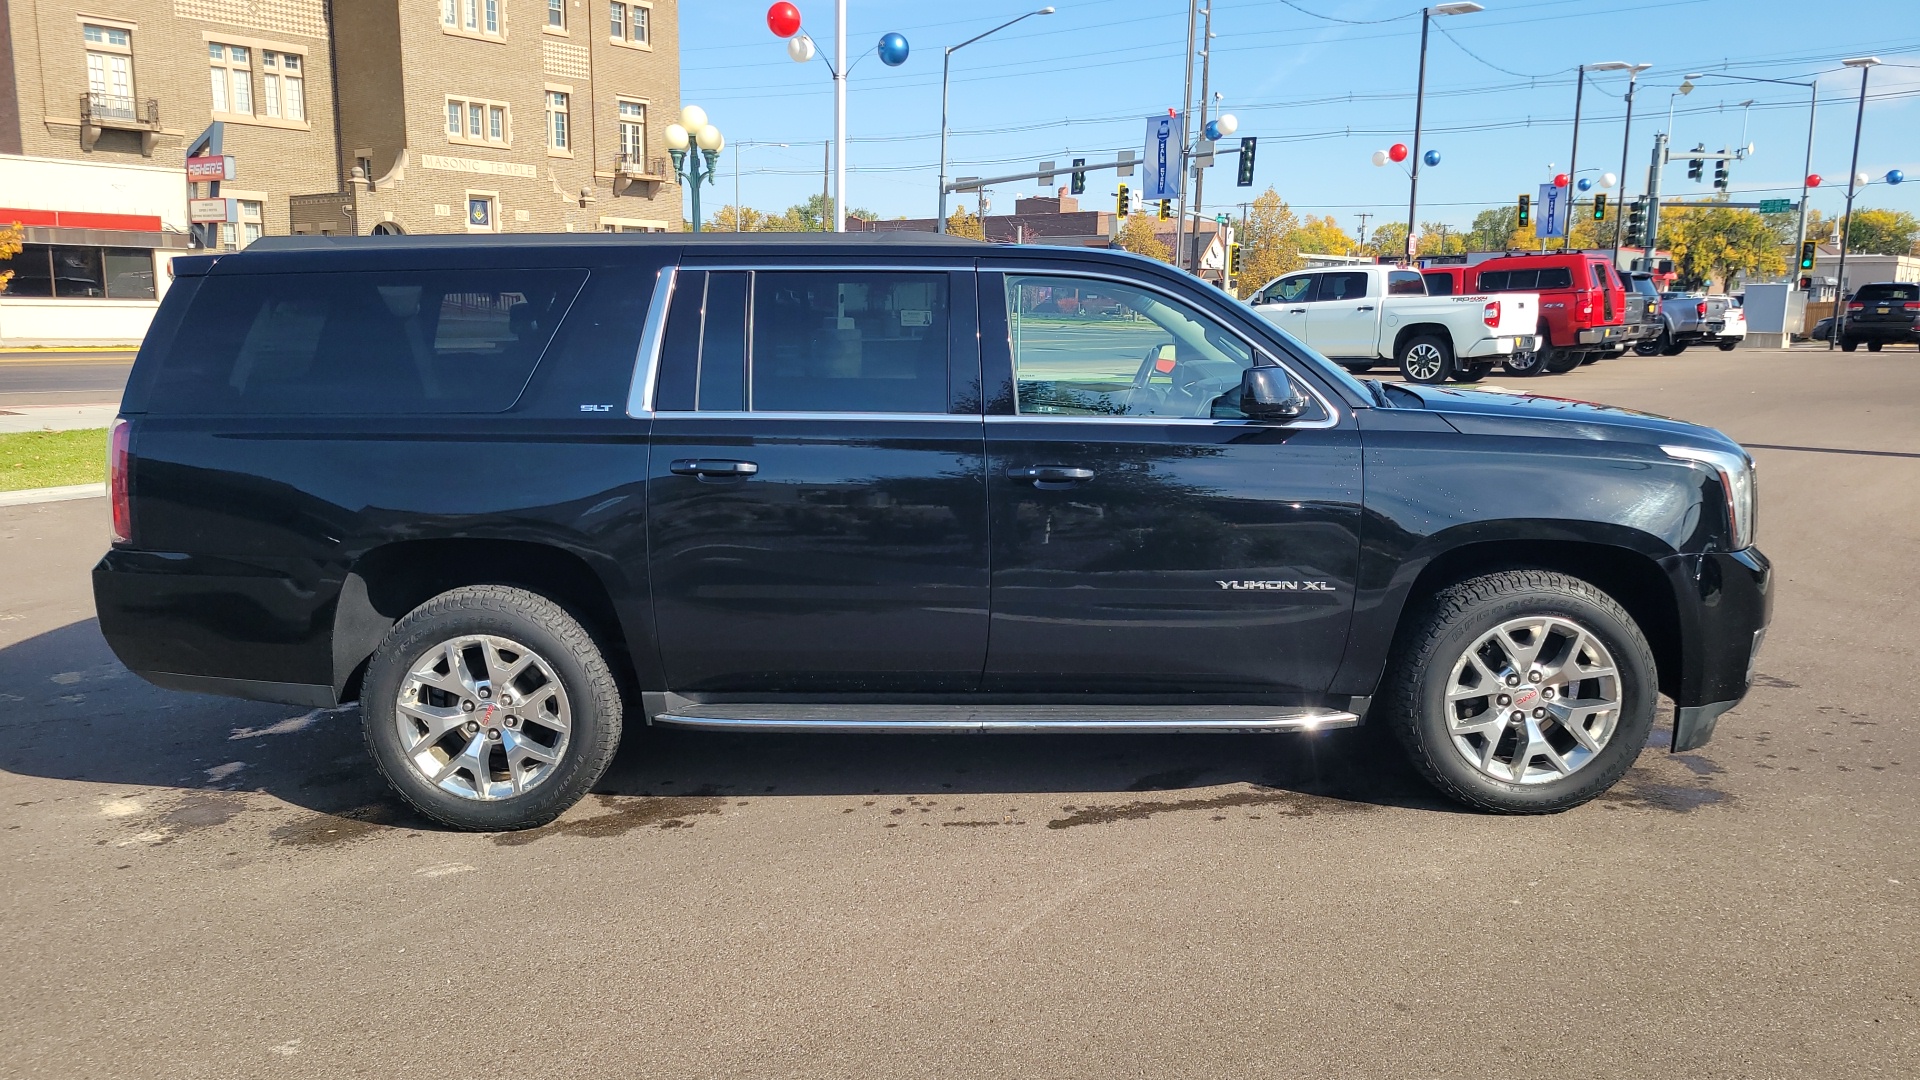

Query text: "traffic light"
[1070, 158, 1086, 196]
[1592, 193, 1607, 221]
[1713, 153, 1729, 190]
[1799, 240, 1817, 271]
[1236, 137, 1257, 187]
[1687, 146, 1705, 182]
[1517, 193, 1531, 228]
[1158, 199, 1171, 220]
[1117, 183, 1130, 218]
[1227, 241, 1241, 281]
[1625, 196, 1647, 248]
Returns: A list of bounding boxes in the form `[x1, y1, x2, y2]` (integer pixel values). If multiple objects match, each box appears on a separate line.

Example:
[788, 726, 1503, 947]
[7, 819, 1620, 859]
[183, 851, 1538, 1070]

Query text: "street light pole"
[936, 7, 1054, 234]
[1175, 0, 1198, 270]
[1685, 71, 1820, 295]
[1565, 64, 1586, 251]
[1407, 3, 1482, 264]
[832, 0, 846, 231]
[1831, 56, 1880, 351]
[1608, 65, 1649, 264]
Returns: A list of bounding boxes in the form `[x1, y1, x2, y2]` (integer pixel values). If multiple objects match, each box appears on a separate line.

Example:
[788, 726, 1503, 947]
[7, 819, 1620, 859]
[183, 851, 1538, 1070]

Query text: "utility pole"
[821, 141, 831, 231]
[1565, 65, 1586, 251]
[1188, 4, 1214, 273]
[1641, 132, 1666, 273]
[833, 0, 847, 231]
[1173, 0, 1198, 273]
[1356, 211, 1373, 246]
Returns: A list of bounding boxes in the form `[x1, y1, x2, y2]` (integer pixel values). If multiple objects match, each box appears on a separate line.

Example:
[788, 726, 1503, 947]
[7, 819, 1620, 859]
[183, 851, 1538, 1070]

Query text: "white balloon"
[1599, 172, 1618, 189]
[1855, 172, 1871, 187]
[680, 105, 708, 131]
[664, 123, 689, 151]
[1215, 113, 1239, 137]
[788, 34, 816, 63]
[1371, 149, 1390, 167]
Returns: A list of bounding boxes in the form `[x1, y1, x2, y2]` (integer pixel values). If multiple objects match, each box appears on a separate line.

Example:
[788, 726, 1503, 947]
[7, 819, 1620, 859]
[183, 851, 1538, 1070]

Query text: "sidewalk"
[0, 404, 118, 433]
[0, 483, 105, 507]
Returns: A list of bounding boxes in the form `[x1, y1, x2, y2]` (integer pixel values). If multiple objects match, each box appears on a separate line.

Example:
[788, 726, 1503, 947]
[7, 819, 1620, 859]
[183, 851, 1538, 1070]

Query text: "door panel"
[1309, 270, 1378, 358]
[1254, 273, 1316, 340]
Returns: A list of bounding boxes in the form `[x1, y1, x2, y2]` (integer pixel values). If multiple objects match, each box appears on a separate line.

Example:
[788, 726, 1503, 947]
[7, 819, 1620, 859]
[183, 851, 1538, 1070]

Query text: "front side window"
[749, 272, 951, 414]
[1007, 274, 1254, 419]
[1263, 275, 1316, 304]
[546, 92, 569, 151]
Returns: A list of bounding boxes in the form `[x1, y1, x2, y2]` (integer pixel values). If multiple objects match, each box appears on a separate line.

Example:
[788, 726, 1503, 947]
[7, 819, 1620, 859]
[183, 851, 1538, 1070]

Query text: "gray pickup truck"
[1636, 291, 1732, 356]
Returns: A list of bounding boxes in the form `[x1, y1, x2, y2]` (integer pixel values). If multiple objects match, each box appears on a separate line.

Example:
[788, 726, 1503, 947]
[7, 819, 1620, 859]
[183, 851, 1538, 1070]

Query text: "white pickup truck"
[1249, 265, 1539, 383]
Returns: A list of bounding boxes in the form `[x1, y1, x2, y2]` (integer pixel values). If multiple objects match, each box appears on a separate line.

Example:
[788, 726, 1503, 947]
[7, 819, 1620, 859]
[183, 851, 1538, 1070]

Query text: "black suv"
[95, 235, 1771, 830]
[1839, 282, 1919, 352]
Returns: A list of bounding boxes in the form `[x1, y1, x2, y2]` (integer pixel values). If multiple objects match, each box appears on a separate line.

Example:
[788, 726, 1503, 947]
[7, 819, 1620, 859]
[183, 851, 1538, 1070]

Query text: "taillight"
[1848, 302, 1865, 312]
[1696, 300, 1708, 318]
[1903, 301, 1919, 311]
[108, 418, 131, 545]
[1577, 298, 1593, 319]
[1483, 300, 1500, 328]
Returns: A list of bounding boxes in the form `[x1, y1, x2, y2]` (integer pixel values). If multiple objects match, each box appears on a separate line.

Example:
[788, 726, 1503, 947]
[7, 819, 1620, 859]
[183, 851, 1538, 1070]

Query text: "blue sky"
[681, 0, 1920, 235]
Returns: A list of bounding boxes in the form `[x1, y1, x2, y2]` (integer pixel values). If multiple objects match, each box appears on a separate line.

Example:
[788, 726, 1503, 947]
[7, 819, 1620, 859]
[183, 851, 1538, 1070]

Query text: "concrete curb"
[0, 483, 107, 507]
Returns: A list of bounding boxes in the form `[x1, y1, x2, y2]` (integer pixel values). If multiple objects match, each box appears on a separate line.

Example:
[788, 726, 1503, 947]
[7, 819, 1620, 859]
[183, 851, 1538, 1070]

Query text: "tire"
[1868, 341, 1883, 353]
[362, 585, 624, 831]
[1661, 339, 1689, 356]
[1505, 329, 1551, 377]
[1379, 569, 1658, 814]
[1453, 362, 1493, 383]
[1341, 361, 1375, 375]
[1544, 347, 1585, 374]
[1398, 334, 1454, 384]
[1633, 332, 1667, 358]
[1718, 341, 1739, 352]
[1841, 339, 1859, 353]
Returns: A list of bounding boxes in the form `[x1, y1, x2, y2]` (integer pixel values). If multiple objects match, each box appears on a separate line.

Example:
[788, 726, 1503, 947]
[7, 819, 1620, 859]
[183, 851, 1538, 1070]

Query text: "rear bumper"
[1658, 547, 1773, 751]
[1461, 335, 1524, 358]
[1840, 323, 1920, 344]
[1575, 325, 1628, 346]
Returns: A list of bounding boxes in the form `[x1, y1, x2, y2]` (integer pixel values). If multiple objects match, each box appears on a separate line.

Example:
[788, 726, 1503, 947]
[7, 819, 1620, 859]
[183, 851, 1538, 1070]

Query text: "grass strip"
[0, 428, 107, 492]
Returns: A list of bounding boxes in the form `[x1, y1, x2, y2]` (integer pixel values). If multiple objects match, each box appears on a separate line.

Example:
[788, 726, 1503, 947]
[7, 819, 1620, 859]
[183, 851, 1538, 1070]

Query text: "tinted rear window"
[750, 272, 950, 414]
[1422, 272, 1455, 296]
[1319, 271, 1370, 301]
[1856, 283, 1918, 302]
[1538, 267, 1573, 289]
[148, 268, 586, 414]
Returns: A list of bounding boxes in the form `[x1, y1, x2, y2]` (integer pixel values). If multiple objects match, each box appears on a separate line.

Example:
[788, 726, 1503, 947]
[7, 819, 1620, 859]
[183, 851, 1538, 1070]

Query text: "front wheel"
[1398, 334, 1455, 384]
[1380, 570, 1658, 814]
[1633, 332, 1668, 357]
[1718, 341, 1739, 352]
[1841, 339, 1859, 353]
[1868, 341, 1883, 353]
[362, 585, 625, 831]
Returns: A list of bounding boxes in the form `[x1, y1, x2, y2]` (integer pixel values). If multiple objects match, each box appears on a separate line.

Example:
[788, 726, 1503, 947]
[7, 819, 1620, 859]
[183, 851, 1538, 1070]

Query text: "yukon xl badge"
[1217, 580, 1334, 591]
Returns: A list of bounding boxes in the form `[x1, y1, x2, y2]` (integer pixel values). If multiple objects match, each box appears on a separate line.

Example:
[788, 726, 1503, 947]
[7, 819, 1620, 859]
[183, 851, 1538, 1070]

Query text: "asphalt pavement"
[2, 348, 1916, 1078]
[0, 354, 136, 409]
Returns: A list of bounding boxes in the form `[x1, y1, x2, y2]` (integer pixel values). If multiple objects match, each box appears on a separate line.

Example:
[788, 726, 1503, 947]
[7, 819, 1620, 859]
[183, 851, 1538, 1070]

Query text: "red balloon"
[767, 2, 801, 38]
[1552, 173, 1569, 188]
[1388, 143, 1409, 163]
[1806, 173, 1822, 188]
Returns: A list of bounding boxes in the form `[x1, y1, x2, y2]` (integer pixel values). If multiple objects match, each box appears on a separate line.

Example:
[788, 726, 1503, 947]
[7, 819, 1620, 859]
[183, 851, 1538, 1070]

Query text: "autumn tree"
[1366, 221, 1408, 260]
[1657, 204, 1786, 291]
[944, 207, 985, 240]
[0, 221, 20, 293]
[1117, 213, 1170, 262]
[1293, 214, 1356, 257]
[1841, 208, 1920, 255]
[1416, 221, 1466, 256]
[1233, 188, 1301, 299]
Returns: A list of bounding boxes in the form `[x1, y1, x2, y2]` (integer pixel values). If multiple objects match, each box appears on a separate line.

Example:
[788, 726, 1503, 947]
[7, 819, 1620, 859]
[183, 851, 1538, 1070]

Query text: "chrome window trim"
[998, 267, 1343, 431]
[624, 263, 678, 418]
[678, 262, 978, 273]
[654, 410, 976, 423]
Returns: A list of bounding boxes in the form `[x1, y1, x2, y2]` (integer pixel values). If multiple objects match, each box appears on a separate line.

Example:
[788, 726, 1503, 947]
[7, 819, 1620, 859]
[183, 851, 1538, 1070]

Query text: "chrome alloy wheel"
[1405, 341, 1447, 381]
[394, 635, 573, 801]
[1443, 615, 1622, 785]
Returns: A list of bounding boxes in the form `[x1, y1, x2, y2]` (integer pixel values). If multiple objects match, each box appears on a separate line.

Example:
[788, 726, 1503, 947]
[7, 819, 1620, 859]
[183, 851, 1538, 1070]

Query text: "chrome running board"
[649, 703, 1358, 735]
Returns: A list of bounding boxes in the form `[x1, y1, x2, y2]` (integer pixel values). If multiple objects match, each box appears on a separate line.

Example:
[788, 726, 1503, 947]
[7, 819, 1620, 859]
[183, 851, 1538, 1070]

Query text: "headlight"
[1663, 444, 1757, 549]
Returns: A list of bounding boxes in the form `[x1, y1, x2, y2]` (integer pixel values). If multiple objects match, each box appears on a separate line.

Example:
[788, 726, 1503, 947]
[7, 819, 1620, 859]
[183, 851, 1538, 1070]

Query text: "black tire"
[1718, 341, 1739, 352]
[1453, 362, 1493, 383]
[1398, 334, 1455, 384]
[1661, 339, 1689, 356]
[1380, 569, 1658, 814]
[362, 585, 624, 831]
[1341, 361, 1375, 375]
[1544, 346, 1586, 374]
[1633, 331, 1668, 357]
[1841, 339, 1859, 353]
[1867, 341, 1883, 353]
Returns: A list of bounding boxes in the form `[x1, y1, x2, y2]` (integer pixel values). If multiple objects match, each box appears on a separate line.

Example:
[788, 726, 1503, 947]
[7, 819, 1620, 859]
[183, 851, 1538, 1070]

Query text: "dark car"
[95, 234, 1772, 830]
[1839, 282, 1920, 352]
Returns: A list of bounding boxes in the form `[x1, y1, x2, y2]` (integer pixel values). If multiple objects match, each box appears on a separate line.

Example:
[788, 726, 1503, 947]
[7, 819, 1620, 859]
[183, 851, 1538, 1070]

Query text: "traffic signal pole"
[1642, 131, 1666, 274]
[1187, 1, 1214, 273]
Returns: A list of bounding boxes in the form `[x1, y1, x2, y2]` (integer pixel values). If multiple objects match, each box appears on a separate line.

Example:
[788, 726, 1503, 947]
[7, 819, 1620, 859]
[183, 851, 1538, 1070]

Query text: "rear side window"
[1422, 272, 1455, 296]
[149, 268, 585, 414]
[749, 272, 950, 414]
[1319, 271, 1370, 301]
[1590, 262, 1616, 290]
[1538, 267, 1573, 289]
[1387, 270, 1426, 296]
[1856, 283, 1918, 303]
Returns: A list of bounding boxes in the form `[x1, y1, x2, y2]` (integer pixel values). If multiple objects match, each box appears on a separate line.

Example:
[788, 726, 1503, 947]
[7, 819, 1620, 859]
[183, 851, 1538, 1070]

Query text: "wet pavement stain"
[1671, 754, 1726, 777]
[490, 793, 724, 846]
[1752, 674, 1799, 689]
[1125, 766, 1211, 792]
[1596, 768, 1732, 812]
[270, 801, 412, 847]
[159, 792, 251, 833]
[1046, 786, 1370, 829]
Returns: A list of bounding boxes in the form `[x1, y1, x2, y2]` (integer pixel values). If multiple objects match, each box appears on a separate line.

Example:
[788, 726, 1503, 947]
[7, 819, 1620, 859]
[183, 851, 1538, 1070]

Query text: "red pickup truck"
[1467, 253, 1630, 375]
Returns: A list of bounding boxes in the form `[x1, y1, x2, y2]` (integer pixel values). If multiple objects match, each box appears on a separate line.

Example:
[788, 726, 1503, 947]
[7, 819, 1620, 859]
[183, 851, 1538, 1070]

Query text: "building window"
[546, 91, 569, 152]
[446, 96, 509, 146]
[0, 244, 156, 300]
[617, 100, 645, 168]
[445, 0, 503, 39]
[84, 24, 135, 118]
[548, 0, 565, 29]
[464, 0, 478, 30]
[261, 52, 304, 121]
[207, 43, 253, 116]
[485, 0, 499, 33]
[467, 194, 498, 231]
[221, 200, 265, 249]
[609, 2, 650, 46]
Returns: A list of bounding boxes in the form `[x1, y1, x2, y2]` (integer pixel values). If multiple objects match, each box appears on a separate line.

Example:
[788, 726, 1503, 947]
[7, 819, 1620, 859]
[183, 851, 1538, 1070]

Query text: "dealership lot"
[2, 348, 1916, 1078]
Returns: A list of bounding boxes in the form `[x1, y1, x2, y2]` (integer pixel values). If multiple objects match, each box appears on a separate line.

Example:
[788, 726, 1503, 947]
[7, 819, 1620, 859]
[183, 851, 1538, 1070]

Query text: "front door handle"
[671, 458, 759, 479]
[1007, 465, 1095, 489]
[1289, 307, 1307, 314]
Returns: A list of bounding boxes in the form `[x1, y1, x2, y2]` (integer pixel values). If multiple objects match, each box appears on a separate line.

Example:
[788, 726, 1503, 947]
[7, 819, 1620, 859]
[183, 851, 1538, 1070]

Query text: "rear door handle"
[1289, 307, 1307, 314]
[670, 458, 759, 479]
[1007, 465, 1096, 488]
[1356, 305, 1375, 312]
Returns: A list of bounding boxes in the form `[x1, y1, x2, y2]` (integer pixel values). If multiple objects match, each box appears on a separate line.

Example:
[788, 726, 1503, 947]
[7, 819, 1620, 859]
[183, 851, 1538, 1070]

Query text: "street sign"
[1535, 182, 1567, 239]
[1759, 198, 1792, 214]
[188, 197, 234, 223]
[1038, 160, 1056, 186]
[186, 154, 235, 181]
[1195, 138, 1215, 169]
[1141, 113, 1181, 202]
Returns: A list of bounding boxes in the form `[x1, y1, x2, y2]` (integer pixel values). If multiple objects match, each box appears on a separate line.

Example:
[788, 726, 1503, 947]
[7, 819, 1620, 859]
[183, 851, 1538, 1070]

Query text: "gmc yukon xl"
[94, 234, 1772, 830]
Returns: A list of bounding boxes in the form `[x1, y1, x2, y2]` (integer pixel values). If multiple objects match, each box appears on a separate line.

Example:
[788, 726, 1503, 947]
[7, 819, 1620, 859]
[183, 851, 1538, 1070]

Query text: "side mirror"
[1239, 366, 1312, 422]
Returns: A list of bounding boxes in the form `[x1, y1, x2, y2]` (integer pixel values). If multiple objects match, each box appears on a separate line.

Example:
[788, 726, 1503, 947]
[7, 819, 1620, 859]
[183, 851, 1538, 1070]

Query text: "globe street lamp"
[1831, 56, 1880, 350]
[1406, 2, 1483, 262]
[936, 7, 1054, 233]
[666, 105, 724, 232]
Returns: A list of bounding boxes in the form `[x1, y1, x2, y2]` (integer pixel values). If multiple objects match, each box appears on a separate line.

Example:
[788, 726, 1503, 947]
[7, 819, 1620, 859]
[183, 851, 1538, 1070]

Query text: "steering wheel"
[1127, 344, 1238, 418]
[1121, 342, 1180, 414]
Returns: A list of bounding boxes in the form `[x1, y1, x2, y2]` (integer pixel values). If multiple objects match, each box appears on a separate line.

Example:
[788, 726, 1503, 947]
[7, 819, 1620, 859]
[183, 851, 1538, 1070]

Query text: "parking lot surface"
[2, 348, 1915, 1078]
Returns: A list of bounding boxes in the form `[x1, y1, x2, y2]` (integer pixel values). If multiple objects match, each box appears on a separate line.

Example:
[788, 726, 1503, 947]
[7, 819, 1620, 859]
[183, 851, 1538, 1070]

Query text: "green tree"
[1416, 221, 1466, 256]
[1657, 204, 1786, 291]
[1366, 221, 1408, 259]
[1465, 206, 1518, 252]
[1233, 188, 1301, 299]
[1842, 208, 1920, 255]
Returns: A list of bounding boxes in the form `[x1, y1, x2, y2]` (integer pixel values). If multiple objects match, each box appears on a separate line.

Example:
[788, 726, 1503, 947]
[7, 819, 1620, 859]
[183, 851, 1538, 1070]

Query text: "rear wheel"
[1545, 346, 1586, 374]
[362, 585, 624, 831]
[1453, 362, 1494, 383]
[1633, 331, 1668, 357]
[1841, 339, 1859, 353]
[1661, 338, 1689, 356]
[1398, 334, 1455, 384]
[1719, 340, 1739, 352]
[1381, 570, 1657, 814]
[1504, 330, 1550, 377]
[1868, 341, 1883, 353]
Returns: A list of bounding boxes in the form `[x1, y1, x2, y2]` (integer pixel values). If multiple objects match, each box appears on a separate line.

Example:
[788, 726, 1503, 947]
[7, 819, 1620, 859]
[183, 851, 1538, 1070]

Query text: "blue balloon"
[1204, 120, 1221, 141]
[1887, 169, 1905, 186]
[877, 32, 909, 67]
[1577, 177, 1593, 191]
[1423, 149, 1441, 167]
